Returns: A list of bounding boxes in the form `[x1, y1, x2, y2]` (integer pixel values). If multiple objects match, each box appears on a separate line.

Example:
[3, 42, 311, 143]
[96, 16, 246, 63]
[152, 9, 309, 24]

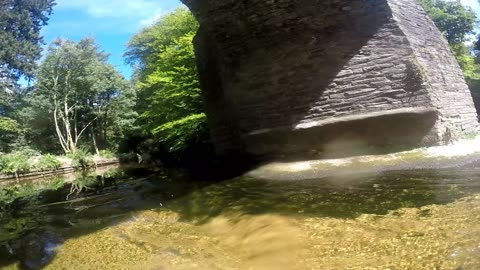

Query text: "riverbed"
[1, 167, 480, 269]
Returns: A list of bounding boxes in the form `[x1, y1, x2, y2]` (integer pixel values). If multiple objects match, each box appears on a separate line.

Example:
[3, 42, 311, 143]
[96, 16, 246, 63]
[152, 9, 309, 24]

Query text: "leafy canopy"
[0, 0, 55, 81]
[0, 0, 54, 152]
[125, 8, 209, 156]
[418, 0, 476, 44]
[35, 37, 136, 154]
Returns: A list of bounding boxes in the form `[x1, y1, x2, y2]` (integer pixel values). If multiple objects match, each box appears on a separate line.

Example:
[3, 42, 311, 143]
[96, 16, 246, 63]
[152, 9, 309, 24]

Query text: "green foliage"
[0, 0, 54, 152]
[0, 116, 20, 152]
[0, 177, 64, 209]
[135, 30, 202, 125]
[35, 37, 137, 154]
[0, 79, 33, 153]
[125, 7, 199, 78]
[0, 116, 18, 132]
[17, 93, 60, 154]
[71, 172, 98, 188]
[36, 154, 62, 171]
[404, 58, 427, 92]
[15, 147, 40, 157]
[453, 44, 480, 77]
[126, 8, 210, 160]
[462, 132, 477, 140]
[99, 149, 116, 159]
[452, 44, 480, 112]
[452, 44, 480, 82]
[103, 168, 123, 179]
[0, 0, 55, 81]
[67, 148, 95, 168]
[153, 113, 208, 152]
[0, 151, 31, 176]
[418, 0, 476, 44]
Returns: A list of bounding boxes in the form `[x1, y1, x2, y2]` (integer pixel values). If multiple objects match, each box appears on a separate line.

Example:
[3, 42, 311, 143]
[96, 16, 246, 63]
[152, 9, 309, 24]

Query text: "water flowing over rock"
[182, 0, 480, 159]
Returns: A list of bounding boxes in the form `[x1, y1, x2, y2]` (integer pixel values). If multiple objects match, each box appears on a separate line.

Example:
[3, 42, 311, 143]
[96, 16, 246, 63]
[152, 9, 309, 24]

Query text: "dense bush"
[68, 149, 95, 168]
[36, 154, 62, 171]
[0, 152, 32, 178]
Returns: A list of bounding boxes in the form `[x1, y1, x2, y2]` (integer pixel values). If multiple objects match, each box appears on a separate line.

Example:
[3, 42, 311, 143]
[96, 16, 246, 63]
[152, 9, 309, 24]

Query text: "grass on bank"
[0, 149, 118, 179]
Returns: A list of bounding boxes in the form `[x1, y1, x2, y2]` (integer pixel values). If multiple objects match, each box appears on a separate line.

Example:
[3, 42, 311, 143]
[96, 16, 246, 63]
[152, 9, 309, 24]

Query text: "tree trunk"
[53, 95, 69, 154]
[91, 127, 100, 155]
[63, 95, 76, 152]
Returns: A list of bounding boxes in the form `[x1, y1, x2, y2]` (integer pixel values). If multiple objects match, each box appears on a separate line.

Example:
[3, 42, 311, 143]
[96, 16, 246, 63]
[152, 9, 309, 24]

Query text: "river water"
[1, 166, 480, 269]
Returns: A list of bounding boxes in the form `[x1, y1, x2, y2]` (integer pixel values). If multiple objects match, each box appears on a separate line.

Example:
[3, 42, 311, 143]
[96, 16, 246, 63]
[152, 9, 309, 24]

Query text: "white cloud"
[139, 12, 165, 27]
[460, 0, 480, 13]
[50, 0, 183, 34]
[56, 0, 164, 19]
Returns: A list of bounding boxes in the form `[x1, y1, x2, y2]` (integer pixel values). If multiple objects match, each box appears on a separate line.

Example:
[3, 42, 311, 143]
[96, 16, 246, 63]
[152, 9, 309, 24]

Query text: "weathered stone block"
[182, 0, 479, 159]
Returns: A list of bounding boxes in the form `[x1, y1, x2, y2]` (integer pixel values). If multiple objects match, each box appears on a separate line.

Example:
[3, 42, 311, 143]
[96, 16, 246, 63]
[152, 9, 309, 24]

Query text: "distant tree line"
[0, 2, 208, 166]
[0, 0, 137, 157]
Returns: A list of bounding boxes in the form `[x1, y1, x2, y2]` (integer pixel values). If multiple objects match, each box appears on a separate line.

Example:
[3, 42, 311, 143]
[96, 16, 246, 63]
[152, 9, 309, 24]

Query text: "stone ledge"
[248, 107, 436, 136]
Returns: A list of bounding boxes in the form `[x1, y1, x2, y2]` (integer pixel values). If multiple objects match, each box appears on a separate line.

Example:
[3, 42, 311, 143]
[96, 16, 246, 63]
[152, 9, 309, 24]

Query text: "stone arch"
[182, 0, 479, 159]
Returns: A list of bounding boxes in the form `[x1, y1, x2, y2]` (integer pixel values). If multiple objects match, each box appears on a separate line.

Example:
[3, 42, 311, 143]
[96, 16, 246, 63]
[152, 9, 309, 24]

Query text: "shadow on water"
[0, 166, 204, 269]
[1, 166, 480, 269]
[167, 169, 480, 223]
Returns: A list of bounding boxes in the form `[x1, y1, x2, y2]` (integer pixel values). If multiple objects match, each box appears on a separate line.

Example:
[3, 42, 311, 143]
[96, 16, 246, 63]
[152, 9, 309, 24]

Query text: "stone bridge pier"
[181, 0, 479, 159]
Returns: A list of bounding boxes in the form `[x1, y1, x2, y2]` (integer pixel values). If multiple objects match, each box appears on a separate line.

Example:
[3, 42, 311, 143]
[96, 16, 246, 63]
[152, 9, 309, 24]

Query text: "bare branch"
[76, 117, 98, 143]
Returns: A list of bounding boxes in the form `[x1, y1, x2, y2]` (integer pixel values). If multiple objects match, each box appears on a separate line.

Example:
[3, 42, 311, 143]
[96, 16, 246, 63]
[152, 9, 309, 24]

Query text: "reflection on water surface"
[1, 167, 480, 269]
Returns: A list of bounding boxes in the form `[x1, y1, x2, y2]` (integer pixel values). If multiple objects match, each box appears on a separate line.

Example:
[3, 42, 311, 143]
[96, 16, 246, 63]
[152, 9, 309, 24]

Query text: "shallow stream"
[1, 166, 480, 269]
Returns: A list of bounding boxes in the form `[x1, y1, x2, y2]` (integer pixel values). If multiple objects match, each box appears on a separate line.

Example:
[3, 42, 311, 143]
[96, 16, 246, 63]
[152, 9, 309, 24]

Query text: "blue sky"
[462, 0, 480, 12]
[41, 0, 183, 80]
[39, 0, 480, 81]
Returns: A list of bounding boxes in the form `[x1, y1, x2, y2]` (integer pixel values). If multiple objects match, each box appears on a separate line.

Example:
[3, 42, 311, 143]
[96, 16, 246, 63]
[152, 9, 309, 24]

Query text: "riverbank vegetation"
[0, 149, 117, 180]
[1, 4, 208, 173]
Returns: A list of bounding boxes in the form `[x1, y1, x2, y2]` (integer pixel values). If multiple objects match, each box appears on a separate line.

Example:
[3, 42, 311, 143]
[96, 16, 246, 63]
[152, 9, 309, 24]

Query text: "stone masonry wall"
[387, 0, 479, 143]
[183, 0, 480, 158]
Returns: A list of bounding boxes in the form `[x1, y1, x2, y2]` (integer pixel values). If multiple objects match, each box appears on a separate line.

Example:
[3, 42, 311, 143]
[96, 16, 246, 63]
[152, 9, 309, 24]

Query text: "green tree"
[88, 64, 138, 153]
[35, 38, 136, 154]
[0, 0, 55, 152]
[125, 8, 209, 158]
[452, 44, 480, 112]
[0, 0, 55, 82]
[0, 115, 19, 152]
[18, 93, 59, 153]
[418, 0, 476, 44]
